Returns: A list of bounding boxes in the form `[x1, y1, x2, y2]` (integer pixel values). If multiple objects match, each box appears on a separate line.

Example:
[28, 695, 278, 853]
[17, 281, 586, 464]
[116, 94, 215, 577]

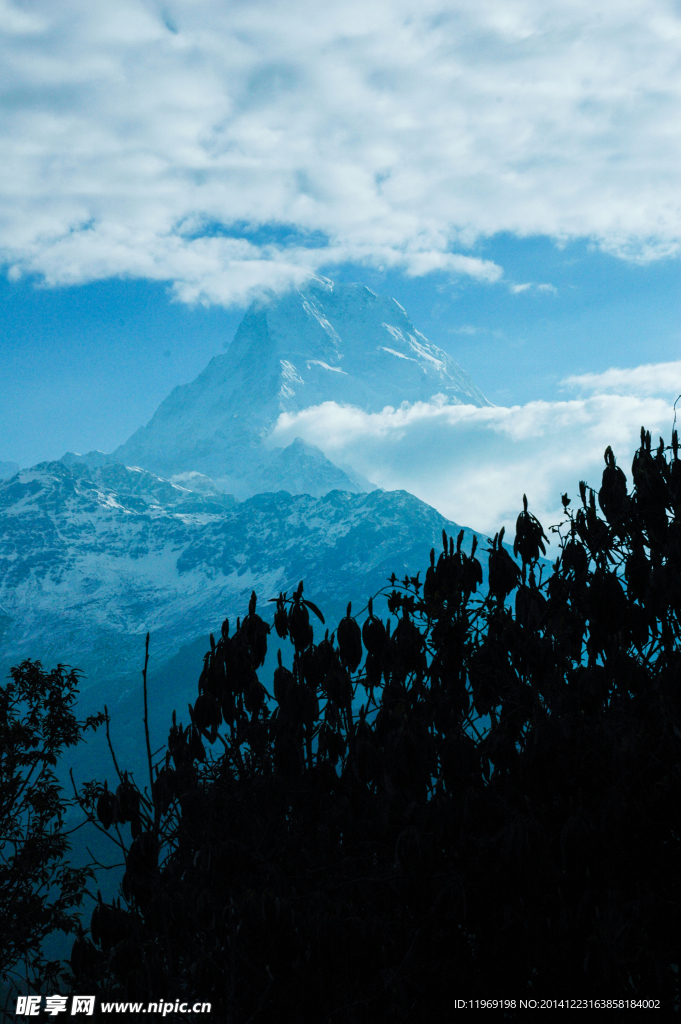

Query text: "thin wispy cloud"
[268, 364, 680, 547]
[562, 361, 681, 397]
[0, 0, 680, 305]
[510, 282, 557, 294]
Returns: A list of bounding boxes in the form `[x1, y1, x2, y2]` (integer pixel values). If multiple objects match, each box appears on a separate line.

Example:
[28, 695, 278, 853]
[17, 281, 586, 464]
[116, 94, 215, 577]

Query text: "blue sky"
[1, 0, 680, 541]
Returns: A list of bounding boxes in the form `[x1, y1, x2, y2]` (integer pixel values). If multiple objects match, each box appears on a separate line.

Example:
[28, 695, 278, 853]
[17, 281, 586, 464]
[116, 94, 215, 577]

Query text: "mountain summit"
[110, 278, 489, 497]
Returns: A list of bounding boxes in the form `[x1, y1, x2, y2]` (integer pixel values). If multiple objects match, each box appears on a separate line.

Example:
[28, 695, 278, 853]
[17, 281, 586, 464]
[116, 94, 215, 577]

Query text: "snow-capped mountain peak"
[110, 278, 488, 498]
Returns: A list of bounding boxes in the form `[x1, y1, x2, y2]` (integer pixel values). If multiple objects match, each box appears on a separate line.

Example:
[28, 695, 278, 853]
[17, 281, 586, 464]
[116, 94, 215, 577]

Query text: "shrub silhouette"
[0, 661, 104, 999]
[68, 427, 681, 1020]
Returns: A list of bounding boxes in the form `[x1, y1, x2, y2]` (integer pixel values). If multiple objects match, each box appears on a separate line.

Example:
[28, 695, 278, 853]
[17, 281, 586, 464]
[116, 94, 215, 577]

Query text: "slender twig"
[84, 847, 125, 871]
[141, 633, 156, 824]
[103, 705, 123, 785]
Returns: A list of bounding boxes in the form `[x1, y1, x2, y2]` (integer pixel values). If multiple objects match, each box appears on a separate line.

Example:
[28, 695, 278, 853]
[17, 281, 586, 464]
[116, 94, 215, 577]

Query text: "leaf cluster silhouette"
[30, 428, 681, 1018]
[0, 661, 104, 999]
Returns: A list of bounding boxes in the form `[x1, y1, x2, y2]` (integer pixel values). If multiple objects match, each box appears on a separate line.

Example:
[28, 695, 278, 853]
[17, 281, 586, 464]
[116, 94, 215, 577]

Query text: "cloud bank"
[1, 0, 680, 304]
[269, 363, 681, 547]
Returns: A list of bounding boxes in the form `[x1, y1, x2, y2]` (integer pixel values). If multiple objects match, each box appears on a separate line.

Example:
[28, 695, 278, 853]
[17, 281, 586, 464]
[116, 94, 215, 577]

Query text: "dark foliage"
[0, 661, 104, 993]
[68, 427, 681, 1020]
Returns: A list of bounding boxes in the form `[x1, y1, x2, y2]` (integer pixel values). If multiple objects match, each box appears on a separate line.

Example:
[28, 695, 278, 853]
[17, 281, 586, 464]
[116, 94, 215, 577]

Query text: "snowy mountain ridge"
[0, 459, 485, 712]
[109, 278, 489, 497]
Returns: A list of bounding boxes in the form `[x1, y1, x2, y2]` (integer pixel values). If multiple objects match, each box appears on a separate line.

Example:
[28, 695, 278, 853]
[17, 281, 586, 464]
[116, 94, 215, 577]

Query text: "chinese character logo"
[71, 996, 96, 1015]
[45, 996, 69, 1015]
[16, 996, 41, 1016]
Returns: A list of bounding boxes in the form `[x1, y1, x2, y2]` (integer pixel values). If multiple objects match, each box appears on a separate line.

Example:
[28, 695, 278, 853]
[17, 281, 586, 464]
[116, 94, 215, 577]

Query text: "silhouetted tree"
[0, 661, 104, 1000]
[67, 426, 681, 1020]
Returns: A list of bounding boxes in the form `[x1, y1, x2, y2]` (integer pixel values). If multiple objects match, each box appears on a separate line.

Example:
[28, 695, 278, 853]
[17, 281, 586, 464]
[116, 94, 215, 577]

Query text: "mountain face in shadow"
[107, 278, 489, 498]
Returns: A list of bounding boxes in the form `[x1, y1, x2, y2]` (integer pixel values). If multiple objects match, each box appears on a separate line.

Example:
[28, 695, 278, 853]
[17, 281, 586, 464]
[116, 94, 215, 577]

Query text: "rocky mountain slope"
[0, 460, 487, 734]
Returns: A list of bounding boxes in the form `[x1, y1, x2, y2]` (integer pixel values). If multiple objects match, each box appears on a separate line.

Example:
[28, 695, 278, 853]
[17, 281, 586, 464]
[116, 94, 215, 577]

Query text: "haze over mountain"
[98, 278, 490, 498]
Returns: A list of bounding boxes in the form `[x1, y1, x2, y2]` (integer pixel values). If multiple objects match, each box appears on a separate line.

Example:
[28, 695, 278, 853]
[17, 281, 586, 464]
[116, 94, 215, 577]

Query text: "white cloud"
[268, 361, 680, 548]
[562, 361, 681, 397]
[510, 281, 557, 294]
[1, 0, 681, 304]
